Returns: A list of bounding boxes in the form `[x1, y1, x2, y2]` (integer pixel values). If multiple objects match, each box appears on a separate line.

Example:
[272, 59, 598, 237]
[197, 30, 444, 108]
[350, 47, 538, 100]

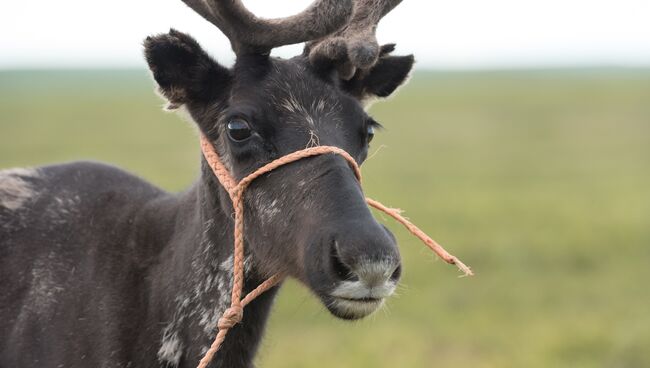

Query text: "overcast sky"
[1, 0, 649, 70]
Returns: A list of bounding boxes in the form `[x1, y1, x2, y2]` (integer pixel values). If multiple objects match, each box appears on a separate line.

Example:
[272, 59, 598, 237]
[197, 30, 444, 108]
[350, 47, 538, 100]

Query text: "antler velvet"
[181, 0, 353, 54]
[306, 0, 403, 79]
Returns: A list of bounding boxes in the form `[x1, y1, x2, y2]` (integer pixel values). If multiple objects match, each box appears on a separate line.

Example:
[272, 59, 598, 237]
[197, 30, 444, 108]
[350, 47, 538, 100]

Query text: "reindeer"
[0, 0, 416, 366]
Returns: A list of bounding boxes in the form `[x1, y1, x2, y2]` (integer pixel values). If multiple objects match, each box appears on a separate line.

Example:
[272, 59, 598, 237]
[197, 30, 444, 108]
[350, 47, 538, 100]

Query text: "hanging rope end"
[451, 257, 474, 277]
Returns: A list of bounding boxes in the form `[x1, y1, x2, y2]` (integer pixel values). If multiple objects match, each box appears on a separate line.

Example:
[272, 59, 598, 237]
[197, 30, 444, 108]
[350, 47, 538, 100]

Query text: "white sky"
[1, 0, 649, 70]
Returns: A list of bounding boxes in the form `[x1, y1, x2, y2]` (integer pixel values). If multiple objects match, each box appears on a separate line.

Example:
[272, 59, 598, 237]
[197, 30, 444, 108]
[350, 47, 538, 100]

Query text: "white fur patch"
[331, 279, 396, 300]
[331, 259, 398, 299]
[0, 167, 39, 210]
[280, 95, 303, 115]
[45, 192, 81, 225]
[160, 253, 254, 359]
[279, 93, 322, 129]
[353, 259, 398, 288]
[195, 255, 237, 334]
[314, 98, 327, 115]
[158, 326, 184, 366]
[259, 198, 281, 226]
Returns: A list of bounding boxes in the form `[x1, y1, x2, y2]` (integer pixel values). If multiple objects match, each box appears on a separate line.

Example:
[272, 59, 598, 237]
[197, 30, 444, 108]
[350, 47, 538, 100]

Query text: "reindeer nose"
[329, 223, 401, 287]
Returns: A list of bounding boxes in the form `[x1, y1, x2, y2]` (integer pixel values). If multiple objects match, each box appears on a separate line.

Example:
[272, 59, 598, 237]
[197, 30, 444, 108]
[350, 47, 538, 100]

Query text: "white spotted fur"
[157, 327, 184, 366]
[157, 254, 253, 366]
[0, 168, 39, 210]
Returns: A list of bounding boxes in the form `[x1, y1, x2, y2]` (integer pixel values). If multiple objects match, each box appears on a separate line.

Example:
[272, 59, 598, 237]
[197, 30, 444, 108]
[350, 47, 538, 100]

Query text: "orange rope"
[197, 134, 472, 368]
[365, 199, 473, 276]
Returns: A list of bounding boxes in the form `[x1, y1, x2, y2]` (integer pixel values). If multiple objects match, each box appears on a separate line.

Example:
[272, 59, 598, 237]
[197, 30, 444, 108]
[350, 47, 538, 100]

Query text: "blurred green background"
[1, 69, 649, 367]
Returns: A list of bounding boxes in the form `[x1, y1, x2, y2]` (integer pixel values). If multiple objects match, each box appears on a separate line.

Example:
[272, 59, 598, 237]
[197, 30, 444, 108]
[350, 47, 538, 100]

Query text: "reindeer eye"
[366, 125, 375, 143]
[227, 119, 252, 142]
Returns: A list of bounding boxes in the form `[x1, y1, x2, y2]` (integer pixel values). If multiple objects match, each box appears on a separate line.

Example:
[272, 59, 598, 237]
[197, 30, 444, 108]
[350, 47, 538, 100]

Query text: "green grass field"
[1, 69, 649, 367]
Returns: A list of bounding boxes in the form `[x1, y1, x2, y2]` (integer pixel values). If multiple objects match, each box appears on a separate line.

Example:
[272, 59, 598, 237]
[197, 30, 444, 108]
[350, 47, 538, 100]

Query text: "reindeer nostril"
[330, 240, 359, 282]
[390, 264, 402, 282]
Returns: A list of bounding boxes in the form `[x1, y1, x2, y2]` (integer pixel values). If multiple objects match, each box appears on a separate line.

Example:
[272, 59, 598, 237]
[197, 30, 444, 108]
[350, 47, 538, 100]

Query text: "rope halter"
[196, 134, 473, 368]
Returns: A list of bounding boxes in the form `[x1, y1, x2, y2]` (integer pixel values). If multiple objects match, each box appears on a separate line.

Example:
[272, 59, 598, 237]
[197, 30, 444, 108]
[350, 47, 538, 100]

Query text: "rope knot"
[217, 305, 243, 330]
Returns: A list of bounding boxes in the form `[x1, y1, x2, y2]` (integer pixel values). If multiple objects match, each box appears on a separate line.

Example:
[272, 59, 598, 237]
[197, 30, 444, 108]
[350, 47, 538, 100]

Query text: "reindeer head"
[144, 0, 414, 320]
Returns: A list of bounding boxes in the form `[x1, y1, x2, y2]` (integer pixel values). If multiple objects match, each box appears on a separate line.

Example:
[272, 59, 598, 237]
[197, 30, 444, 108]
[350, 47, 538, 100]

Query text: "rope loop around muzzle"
[196, 134, 473, 368]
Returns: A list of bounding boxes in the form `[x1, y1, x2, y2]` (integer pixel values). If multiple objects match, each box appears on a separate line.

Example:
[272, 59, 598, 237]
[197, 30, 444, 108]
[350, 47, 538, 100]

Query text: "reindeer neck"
[139, 159, 280, 368]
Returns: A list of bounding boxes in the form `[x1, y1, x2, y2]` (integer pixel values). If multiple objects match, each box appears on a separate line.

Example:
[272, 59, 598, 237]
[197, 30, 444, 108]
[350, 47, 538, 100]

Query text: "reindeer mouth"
[325, 280, 395, 320]
[335, 296, 383, 303]
[327, 295, 386, 320]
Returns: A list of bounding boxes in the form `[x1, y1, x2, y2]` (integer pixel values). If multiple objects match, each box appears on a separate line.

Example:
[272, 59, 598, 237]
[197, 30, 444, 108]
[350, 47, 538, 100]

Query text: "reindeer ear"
[144, 29, 231, 110]
[342, 46, 414, 102]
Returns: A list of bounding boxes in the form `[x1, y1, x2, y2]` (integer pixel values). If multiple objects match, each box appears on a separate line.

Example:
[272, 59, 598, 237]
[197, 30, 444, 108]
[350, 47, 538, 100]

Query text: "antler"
[181, 0, 353, 55]
[306, 0, 403, 79]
